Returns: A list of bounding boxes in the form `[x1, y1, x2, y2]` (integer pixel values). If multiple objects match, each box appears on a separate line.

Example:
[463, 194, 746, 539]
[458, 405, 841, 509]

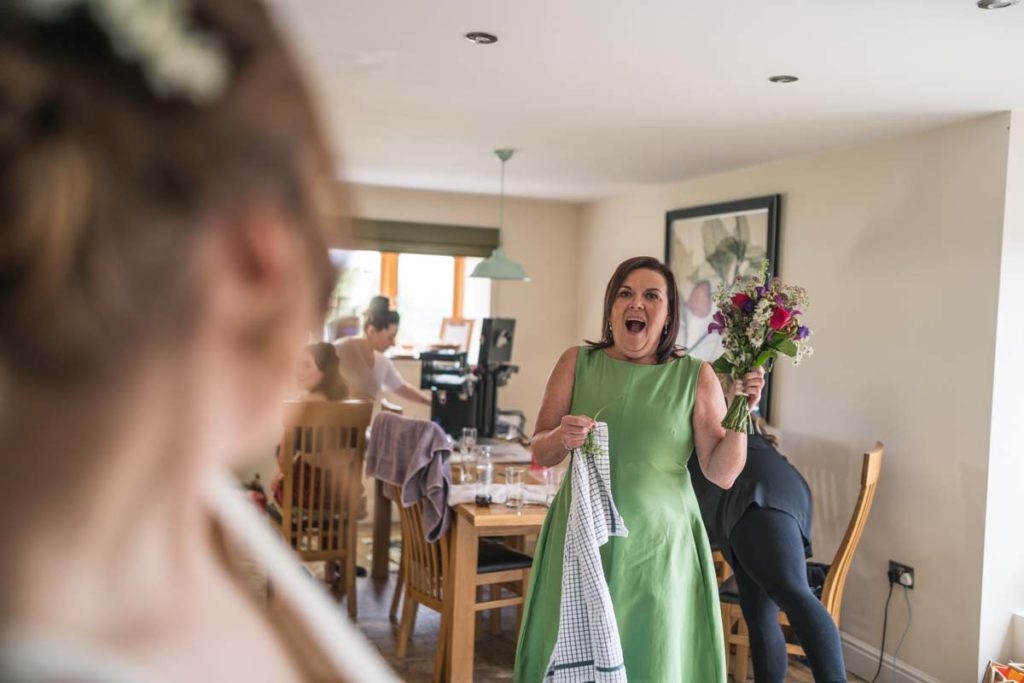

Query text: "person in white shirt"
[334, 296, 430, 406]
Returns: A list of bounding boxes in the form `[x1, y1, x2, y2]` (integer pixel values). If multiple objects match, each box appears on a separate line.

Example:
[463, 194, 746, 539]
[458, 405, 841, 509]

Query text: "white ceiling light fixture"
[464, 31, 498, 44]
[470, 149, 530, 282]
[977, 0, 1019, 8]
[769, 75, 799, 84]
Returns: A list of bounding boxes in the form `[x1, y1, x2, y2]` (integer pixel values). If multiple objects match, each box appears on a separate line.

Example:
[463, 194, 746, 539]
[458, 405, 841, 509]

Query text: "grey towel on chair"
[365, 412, 452, 542]
[545, 422, 629, 683]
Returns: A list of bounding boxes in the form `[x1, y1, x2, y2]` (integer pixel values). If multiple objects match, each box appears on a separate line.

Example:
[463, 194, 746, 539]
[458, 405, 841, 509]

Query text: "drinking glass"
[459, 447, 478, 484]
[505, 466, 526, 510]
[461, 427, 478, 451]
[546, 468, 565, 505]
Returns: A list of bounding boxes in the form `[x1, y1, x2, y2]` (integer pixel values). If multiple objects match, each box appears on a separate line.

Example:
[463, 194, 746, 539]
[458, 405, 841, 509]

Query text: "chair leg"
[346, 555, 358, 620]
[396, 596, 419, 658]
[489, 585, 502, 636]
[390, 555, 404, 623]
[475, 587, 485, 640]
[432, 607, 447, 683]
[721, 603, 732, 677]
[514, 569, 530, 644]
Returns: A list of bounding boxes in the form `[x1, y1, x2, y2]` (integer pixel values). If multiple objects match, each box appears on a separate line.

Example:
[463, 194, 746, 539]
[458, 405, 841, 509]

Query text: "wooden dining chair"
[439, 317, 475, 352]
[713, 547, 733, 586]
[277, 399, 373, 619]
[377, 399, 406, 624]
[388, 485, 532, 682]
[721, 442, 884, 681]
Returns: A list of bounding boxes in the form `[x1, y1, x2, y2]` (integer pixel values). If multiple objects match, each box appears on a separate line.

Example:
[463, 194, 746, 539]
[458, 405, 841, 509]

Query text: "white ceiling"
[269, 0, 1024, 201]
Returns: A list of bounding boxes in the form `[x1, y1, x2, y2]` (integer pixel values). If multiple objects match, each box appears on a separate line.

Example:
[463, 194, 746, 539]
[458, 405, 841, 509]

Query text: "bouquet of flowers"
[707, 262, 812, 433]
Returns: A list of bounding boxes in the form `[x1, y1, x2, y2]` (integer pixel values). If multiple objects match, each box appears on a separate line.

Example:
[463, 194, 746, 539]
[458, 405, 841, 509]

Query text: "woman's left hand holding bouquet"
[728, 367, 766, 408]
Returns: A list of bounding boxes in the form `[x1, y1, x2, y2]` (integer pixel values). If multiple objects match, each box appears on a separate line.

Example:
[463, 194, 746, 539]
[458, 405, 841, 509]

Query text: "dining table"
[443, 500, 549, 683]
[370, 437, 534, 579]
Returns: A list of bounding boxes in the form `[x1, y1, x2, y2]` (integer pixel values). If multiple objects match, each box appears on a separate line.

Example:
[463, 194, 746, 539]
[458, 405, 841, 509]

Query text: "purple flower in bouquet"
[708, 310, 727, 334]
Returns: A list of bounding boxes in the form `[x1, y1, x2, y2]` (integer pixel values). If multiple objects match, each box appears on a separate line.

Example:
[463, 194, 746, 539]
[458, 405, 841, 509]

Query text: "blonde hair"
[751, 415, 780, 448]
[0, 1, 337, 383]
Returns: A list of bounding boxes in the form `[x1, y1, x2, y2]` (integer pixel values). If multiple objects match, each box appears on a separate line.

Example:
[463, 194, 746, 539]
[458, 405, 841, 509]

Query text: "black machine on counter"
[420, 318, 524, 439]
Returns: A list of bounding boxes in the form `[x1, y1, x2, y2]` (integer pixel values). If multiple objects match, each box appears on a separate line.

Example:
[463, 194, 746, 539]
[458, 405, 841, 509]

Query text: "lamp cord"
[498, 156, 505, 247]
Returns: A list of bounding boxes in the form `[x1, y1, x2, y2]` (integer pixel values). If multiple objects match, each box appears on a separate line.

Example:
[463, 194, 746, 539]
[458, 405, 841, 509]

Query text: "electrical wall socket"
[888, 560, 915, 589]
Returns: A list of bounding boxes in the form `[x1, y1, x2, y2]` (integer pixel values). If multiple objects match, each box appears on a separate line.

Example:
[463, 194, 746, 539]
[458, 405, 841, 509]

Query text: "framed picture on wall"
[664, 195, 781, 420]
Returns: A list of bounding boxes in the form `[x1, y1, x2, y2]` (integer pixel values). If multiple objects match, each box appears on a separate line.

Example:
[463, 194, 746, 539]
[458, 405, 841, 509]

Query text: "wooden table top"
[452, 502, 549, 529]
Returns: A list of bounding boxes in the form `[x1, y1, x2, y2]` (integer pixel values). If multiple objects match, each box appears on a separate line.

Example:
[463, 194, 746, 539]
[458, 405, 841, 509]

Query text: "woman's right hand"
[558, 415, 595, 450]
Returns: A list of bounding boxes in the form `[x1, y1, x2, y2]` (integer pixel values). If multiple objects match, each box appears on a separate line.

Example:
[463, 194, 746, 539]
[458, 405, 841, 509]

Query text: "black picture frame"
[664, 195, 782, 421]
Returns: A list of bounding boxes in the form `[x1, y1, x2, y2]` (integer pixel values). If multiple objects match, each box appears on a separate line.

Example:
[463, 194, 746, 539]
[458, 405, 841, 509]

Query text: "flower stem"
[592, 395, 622, 422]
[721, 394, 754, 434]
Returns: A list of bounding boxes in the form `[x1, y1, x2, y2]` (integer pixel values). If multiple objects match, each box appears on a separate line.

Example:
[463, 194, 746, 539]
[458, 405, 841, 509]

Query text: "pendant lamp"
[470, 149, 530, 281]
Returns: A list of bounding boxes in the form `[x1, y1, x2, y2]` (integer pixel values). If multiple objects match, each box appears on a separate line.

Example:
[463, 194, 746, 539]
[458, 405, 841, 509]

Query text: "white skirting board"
[842, 632, 944, 683]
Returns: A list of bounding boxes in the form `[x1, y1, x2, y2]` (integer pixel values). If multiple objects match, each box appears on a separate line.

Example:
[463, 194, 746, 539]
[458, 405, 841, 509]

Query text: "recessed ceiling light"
[769, 75, 799, 84]
[977, 0, 1019, 8]
[464, 32, 498, 45]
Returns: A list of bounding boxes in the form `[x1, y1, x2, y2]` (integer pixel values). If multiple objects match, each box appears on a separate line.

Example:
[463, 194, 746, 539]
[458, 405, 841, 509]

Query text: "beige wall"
[575, 114, 1014, 682]
[979, 111, 1024, 672]
[349, 184, 582, 428]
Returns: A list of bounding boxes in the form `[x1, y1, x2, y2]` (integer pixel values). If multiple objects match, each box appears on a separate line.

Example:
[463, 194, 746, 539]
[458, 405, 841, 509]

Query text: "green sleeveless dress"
[514, 347, 726, 683]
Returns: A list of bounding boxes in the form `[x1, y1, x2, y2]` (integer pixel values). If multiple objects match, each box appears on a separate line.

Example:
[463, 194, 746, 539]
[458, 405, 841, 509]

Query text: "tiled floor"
[348, 562, 864, 682]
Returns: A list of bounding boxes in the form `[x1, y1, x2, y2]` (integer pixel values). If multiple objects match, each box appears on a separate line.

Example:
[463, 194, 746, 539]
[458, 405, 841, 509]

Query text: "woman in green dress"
[515, 256, 764, 682]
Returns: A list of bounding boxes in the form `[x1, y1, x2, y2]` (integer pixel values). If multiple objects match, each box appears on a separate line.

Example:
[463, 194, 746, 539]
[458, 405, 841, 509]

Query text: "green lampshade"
[469, 247, 530, 281]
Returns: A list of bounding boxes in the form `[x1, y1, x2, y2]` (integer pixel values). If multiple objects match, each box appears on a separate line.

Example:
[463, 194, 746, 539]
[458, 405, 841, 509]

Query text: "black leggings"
[729, 507, 847, 683]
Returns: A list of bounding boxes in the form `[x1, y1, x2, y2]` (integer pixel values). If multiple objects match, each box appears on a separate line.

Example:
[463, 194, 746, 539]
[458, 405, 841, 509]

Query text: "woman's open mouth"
[625, 319, 646, 334]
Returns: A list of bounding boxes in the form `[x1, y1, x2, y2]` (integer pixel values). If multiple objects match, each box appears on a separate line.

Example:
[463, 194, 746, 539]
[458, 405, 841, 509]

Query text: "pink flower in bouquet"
[732, 293, 756, 314]
[732, 293, 751, 307]
[769, 307, 792, 330]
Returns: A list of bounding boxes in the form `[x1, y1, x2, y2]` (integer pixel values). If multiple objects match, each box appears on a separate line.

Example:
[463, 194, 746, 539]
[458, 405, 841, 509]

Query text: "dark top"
[689, 433, 813, 564]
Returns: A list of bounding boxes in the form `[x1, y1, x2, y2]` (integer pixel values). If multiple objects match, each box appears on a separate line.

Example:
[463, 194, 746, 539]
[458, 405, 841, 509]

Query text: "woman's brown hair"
[0, 1, 337, 383]
[306, 342, 347, 401]
[586, 256, 683, 364]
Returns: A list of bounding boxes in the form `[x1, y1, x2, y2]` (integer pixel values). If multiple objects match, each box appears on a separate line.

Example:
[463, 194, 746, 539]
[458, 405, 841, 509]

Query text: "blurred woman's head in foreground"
[0, 0, 340, 459]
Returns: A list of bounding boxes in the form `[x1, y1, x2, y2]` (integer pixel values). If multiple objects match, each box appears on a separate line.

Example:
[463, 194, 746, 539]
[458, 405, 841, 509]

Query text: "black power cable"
[870, 582, 896, 683]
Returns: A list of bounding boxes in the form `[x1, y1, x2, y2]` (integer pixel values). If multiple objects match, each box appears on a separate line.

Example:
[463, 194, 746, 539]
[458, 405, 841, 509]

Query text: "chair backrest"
[389, 484, 448, 604]
[380, 399, 404, 415]
[821, 442, 884, 622]
[278, 400, 373, 559]
[440, 317, 475, 352]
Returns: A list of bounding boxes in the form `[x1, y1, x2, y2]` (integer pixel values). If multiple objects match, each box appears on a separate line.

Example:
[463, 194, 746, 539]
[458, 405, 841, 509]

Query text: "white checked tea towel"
[544, 422, 629, 682]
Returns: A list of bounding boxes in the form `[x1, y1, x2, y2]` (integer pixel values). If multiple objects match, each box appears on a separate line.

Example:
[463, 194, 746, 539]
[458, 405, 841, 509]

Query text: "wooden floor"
[349, 569, 862, 682]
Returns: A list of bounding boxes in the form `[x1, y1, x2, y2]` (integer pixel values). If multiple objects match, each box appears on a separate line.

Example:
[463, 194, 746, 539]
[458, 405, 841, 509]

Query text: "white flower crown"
[22, 0, 230, 104]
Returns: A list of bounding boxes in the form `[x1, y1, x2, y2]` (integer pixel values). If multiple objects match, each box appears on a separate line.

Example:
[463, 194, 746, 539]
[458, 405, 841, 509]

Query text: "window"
[327, 250, 491, 353]
[462, 257, 491, 361]
[395, 254, 455, 351]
